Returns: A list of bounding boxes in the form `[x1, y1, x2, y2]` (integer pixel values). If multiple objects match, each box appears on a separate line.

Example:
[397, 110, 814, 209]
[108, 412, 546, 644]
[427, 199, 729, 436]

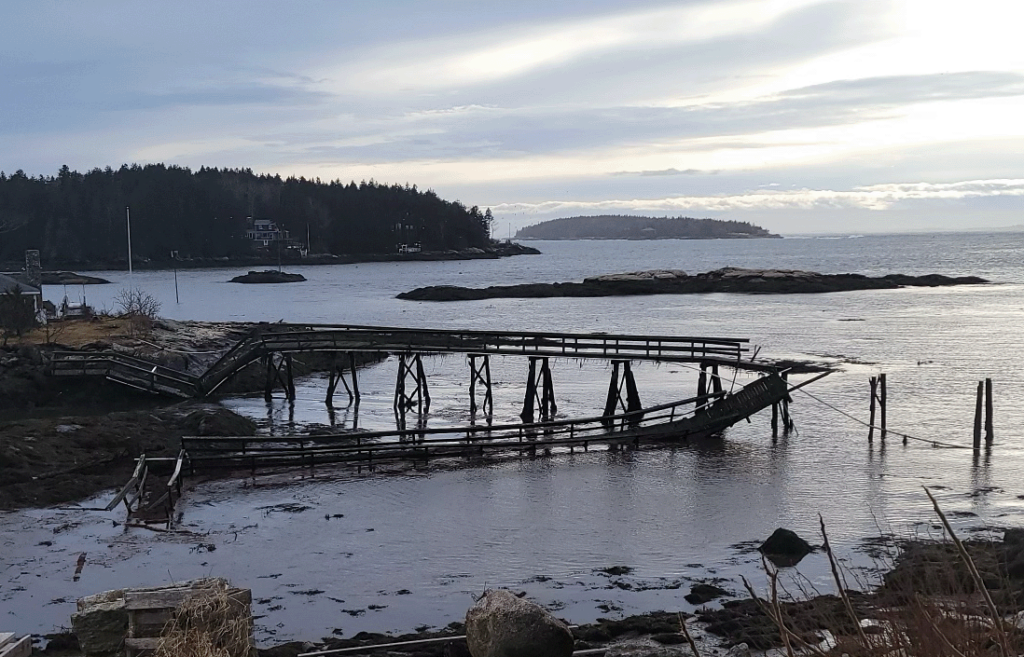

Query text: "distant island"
[514, 215, 780, 240]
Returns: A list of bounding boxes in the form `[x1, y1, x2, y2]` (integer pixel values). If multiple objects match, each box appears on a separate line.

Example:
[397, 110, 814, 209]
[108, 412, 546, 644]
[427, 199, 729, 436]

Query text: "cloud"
[613, 168, 709, 177]
[488, 179, 1024, 216]
[335, 0, 827, 91]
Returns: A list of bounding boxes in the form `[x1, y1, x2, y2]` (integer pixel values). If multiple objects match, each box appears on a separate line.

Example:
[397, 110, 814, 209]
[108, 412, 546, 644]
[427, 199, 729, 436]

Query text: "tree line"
[0, 164, 495, 266]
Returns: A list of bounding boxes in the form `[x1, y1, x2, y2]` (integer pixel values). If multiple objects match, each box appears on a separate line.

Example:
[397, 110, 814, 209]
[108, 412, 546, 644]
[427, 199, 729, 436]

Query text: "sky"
[2, 0, 1023, 235]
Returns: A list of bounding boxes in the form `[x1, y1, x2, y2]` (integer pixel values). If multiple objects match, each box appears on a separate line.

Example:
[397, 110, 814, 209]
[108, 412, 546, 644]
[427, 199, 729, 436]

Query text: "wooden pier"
[70, 324, 813, 522]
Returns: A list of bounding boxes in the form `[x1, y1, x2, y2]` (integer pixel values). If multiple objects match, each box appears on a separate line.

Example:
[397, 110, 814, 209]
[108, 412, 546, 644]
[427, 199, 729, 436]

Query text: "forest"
[515, 215, 779, 240]
[0, 164, 494, 267]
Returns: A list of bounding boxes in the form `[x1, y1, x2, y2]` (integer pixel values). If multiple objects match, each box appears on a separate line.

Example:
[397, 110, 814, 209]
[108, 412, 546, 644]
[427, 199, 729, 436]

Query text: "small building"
[0, 272, 44, 326]
[245, 217, 290, 247]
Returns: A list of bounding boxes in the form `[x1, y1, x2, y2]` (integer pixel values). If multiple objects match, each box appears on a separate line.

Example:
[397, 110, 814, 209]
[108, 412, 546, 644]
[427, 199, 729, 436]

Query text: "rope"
[792, 387, 972, 449]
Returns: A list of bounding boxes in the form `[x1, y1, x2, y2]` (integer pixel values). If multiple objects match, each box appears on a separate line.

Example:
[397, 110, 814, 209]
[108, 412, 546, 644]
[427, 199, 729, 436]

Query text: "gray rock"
[465, 589, 573, 657]
[71, 599, 128, 656]
[603, 639, 689, 657]
[725, 642, 750, 657]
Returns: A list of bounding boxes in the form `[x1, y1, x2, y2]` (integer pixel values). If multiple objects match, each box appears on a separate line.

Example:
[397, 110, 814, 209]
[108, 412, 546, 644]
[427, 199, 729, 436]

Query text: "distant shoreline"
[0, 242, 540, 275]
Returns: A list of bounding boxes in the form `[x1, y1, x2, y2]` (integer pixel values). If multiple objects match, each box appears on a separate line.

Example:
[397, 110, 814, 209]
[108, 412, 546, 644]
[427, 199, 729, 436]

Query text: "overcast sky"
[3, 0, 1023, 235]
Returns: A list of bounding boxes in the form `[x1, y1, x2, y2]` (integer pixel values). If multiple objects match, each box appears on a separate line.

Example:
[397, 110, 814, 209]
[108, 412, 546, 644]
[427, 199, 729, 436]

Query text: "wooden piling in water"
[985, 377, 993, 444]
[879, 373, 887, 440]
[973, 380, 984, 451]
[868, 376, 877, 443]
[696, 364, 708, 409]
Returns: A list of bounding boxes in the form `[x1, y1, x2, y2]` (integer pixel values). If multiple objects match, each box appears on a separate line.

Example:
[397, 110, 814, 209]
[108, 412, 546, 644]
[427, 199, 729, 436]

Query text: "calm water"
[5, 232, 1024, 643]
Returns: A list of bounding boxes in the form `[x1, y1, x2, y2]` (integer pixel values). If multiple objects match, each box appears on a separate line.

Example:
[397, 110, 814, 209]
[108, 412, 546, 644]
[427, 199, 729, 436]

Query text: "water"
[5, 232, 1024, 643]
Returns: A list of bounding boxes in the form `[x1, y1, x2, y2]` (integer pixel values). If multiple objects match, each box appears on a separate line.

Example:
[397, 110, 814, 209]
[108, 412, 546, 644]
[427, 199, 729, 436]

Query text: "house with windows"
[245, 217, 290, 247]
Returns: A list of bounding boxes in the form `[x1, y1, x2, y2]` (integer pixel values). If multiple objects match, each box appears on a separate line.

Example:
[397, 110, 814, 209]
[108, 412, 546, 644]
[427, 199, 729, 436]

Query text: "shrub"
[114, 288, 161, 337]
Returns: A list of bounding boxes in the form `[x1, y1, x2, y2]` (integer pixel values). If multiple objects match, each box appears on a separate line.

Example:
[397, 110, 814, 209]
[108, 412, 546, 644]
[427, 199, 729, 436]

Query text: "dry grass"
[155, 583, 255, 657]
[721, 489, 1024, 657]
[11, 315, 129, 347]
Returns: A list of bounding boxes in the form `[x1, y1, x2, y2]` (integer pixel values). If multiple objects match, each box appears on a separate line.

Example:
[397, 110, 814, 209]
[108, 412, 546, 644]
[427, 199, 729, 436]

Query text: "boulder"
[684, 583, 730, 605]
[182, 408, 258, 436]
[759, 528, 814, 567]
[71, 599, 128, 656]
[603, 640, 689, 657]
[465, 588, 573, 657]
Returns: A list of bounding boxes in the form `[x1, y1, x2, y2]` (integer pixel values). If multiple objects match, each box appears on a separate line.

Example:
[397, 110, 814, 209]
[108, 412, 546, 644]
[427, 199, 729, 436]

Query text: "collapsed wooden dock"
[70, 325, 820, 523]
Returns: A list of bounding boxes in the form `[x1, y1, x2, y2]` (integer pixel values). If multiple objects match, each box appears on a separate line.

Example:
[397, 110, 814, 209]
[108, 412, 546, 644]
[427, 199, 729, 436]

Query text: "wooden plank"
[0, 634, 14, 649]
[124, 637, 161, 650]
[0, 636, 31, 657]
[125, 587, 251, 610]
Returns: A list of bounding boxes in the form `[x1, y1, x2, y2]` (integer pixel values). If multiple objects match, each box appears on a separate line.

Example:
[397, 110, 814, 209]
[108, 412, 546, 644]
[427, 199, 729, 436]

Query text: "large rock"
[465, 589, 573, 657]
[71, 598, 128, 656]
[759, 528, 814, 567]
[182, 408, 258, 436]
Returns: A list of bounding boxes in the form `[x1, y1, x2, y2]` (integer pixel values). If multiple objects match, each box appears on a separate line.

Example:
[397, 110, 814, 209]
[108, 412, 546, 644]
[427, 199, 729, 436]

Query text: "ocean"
[4, 231, 1024, 643]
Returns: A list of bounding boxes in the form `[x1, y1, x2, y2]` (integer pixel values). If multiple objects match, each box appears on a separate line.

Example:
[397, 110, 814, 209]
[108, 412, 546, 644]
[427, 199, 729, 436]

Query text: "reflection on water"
[6, 232, 1024, 642]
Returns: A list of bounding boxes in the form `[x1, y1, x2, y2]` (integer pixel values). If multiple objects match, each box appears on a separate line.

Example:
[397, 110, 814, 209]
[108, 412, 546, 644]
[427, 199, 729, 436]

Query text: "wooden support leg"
[483, 357, 493, 417]
[470, 355, 478, 414]
[771, 402, 779, 437]
[985, 377, 993, 444]
[521, 357, 538, 422]
[780, 372, 792, 433]
[603, 361, 622, 421]
[540, 358, 556, 420]
[394, 354, 407, 411]
[974, 380, 984, 451]
[624, 362, 642, 413]
[711, 364, 723, 396]
[469, 354, 493, 418]
[415, 354, 431, 412]
[263, 354, 274, 401]
[697, 364, 708, 408]
[868, 376, 877, 443]
[285, 354, 295, 401]
[349, 353, 360, 402]
[879, 372, 887, 440]
[624, 362, 642, 426]
[326, 369, 338, 407]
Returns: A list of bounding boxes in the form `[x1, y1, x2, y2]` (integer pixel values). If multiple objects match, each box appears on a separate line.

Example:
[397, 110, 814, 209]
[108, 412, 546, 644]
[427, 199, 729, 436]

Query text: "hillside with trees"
[514, 215, 779, 240]
[0, 165, 494, 267]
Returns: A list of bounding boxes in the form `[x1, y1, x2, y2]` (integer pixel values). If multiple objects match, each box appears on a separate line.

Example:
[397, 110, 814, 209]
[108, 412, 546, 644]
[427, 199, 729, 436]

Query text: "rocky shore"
[397, 267, 988, 301]
[0, 317, 372, 509]
[28, 528, 1024, 657]
[1, 242, 541, 274]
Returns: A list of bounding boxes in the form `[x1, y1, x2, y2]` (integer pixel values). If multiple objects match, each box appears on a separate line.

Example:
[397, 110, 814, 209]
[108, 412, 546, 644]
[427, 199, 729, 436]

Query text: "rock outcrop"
[397, 268, 987, 301]
[465, 589, 574, 657]
[230, 270, 306, 283]
[759, 528, 814, 566]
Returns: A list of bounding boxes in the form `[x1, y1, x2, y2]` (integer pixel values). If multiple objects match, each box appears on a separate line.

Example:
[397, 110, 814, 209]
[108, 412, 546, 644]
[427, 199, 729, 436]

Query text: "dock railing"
[198, 323, 750, 396]
[181, 389, 738, 472]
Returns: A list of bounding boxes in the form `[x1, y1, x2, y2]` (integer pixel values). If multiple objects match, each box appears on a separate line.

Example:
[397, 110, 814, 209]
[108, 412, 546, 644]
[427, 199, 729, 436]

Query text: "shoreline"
[26, 528, 1024, 656]
[0, 242, 540, 275]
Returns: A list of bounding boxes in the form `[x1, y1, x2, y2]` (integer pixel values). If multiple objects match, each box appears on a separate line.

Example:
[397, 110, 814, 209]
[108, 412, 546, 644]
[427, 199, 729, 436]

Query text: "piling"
[973, 381, 984, 451]
[879, 373, 887, 440]
[985, 377, 993, 443]
[868, 376, 877, 442]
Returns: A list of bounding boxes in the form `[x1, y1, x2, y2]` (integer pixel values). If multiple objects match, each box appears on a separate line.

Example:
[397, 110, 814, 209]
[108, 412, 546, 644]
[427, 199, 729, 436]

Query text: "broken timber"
[107, 450, 188, 525]
[181, 373, 797, 473]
